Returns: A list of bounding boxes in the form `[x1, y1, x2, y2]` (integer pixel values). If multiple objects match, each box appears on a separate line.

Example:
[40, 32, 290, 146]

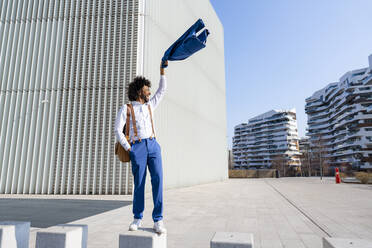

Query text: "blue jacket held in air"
[161, 19, 210, 68]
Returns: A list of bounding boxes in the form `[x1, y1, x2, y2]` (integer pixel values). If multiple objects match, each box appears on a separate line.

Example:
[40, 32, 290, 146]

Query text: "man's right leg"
[130, 141, 148, 219]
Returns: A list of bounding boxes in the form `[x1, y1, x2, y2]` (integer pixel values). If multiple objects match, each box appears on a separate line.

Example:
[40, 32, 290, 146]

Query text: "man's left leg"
[147, 139, 164, 222]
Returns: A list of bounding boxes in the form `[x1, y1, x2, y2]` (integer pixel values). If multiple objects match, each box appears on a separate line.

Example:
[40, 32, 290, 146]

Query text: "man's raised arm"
[149, 61, 168, 110]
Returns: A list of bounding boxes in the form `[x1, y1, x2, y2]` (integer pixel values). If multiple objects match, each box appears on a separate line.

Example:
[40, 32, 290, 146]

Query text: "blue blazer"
[161, 19, 210, 68]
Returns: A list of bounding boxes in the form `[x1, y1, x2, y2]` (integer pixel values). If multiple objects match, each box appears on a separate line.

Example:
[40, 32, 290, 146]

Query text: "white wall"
[138, 0, 228, 190]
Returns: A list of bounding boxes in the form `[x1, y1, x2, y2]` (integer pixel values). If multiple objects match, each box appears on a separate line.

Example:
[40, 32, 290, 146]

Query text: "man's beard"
[140, 93, 149, 103]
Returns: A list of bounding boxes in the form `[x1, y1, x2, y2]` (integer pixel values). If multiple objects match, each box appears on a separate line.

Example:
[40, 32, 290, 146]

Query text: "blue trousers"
[129, 138, 163, 222]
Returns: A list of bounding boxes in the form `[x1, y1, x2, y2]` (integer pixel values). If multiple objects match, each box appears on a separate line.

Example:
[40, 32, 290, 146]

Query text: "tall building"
[299, 137, 310, 153]
[305, 55, 372, 169]
[0, 0, 227, 194]
[232, 109, 301, 169]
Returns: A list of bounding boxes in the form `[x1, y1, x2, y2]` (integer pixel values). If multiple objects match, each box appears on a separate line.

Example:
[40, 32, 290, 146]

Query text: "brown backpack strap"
[148, 105, 156, 139]
[125, 104, 130, 140]
[128, 103, 141, 143]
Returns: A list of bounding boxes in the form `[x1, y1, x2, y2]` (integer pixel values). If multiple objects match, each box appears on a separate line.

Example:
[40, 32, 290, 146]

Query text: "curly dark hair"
[127, 76, 151, 101]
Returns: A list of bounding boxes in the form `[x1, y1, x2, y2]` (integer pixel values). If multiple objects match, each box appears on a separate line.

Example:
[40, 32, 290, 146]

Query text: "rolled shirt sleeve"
[114, 105, 131, 151]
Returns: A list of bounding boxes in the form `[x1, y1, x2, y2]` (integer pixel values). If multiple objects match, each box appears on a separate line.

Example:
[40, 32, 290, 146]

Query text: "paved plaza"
[1, 177, 372, 248]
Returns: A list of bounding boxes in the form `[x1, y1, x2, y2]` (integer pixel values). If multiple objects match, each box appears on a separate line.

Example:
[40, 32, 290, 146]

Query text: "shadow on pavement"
[0, 198, 132, 228]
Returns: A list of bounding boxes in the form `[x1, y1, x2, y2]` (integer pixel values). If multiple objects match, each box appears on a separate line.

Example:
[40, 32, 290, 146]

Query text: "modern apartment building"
[0, 0, 227, 194]
[299, 137, 310, 153]
[232, 109, 301, 169]
[305, 55, 372, 169]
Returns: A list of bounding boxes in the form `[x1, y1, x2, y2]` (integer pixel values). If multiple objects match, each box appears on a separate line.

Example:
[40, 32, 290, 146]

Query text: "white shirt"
[115, 75, 167, 151]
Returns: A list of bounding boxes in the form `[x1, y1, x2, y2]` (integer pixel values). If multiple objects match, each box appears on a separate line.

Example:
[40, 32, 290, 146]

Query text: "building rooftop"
[248, 108, 296, 123]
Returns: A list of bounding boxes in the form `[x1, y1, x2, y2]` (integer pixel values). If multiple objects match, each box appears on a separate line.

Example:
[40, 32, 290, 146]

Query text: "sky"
[209, 0, 372, 148]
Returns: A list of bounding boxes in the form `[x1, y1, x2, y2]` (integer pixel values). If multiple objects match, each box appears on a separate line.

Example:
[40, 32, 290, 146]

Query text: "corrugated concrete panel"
[0, 0, 137, 194]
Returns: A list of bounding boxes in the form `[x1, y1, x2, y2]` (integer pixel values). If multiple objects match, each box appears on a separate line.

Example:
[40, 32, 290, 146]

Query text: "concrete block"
[0, 221, 30, 248]
[0, 225, 17, 248]
[119, 228, 166, 248]
[210, 232, 254, 248]
[36, 225, 84, 248]
[57, 224, 88, 248]
[323, 237, 372, 248]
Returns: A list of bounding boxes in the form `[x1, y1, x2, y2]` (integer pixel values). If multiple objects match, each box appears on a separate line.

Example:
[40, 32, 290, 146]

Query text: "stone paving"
[268, 177, 372, 240]
[1, 177, 372, 248]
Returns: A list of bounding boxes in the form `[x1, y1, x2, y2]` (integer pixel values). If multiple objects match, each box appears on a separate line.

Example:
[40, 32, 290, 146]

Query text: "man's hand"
[160, 61, 168, 75]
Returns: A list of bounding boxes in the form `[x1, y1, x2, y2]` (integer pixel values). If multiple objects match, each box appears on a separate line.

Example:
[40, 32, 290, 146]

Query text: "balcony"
[305, 100, 324, 108]
[363, 73, 372, 84]
[324, 149, 357, 158]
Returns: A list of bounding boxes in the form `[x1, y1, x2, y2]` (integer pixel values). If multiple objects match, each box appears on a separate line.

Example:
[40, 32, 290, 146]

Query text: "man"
[114, 61, 168, 234]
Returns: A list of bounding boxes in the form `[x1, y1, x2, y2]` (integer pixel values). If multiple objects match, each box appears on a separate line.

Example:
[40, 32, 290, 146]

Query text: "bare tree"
[312, 133, 328, 180]
[300, 145, 312, 177]
[271, 153, 289, 177]
[228, 149, 234, 170]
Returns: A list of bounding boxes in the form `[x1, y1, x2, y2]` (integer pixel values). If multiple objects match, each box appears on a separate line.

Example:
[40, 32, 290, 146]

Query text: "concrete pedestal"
[323, 237, 372, 248]
[210, 232, 254, 248]
[36, 225, 84, 248]
[119, 229, 166, 248]
[0, 221, 30, 248]
[58, 224, 88, 248]
[0, 225, 17, 248]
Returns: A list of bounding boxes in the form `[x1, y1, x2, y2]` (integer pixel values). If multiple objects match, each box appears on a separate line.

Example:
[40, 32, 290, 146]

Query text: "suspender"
[148, 105, 156, 139]
[125, 103, 156, 144]
[125, 104, 130, 141]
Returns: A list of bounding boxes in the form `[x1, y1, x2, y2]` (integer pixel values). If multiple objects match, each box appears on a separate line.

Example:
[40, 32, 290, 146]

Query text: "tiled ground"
[2, 177, 372, 247]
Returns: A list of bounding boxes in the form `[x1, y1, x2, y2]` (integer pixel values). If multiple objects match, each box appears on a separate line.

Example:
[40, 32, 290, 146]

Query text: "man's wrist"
[160, 60, 168, 75]
[123, 143, 131, 151]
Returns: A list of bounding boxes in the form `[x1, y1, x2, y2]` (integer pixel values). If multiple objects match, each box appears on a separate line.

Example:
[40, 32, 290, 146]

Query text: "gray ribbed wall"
[0, 0, 138, 194]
